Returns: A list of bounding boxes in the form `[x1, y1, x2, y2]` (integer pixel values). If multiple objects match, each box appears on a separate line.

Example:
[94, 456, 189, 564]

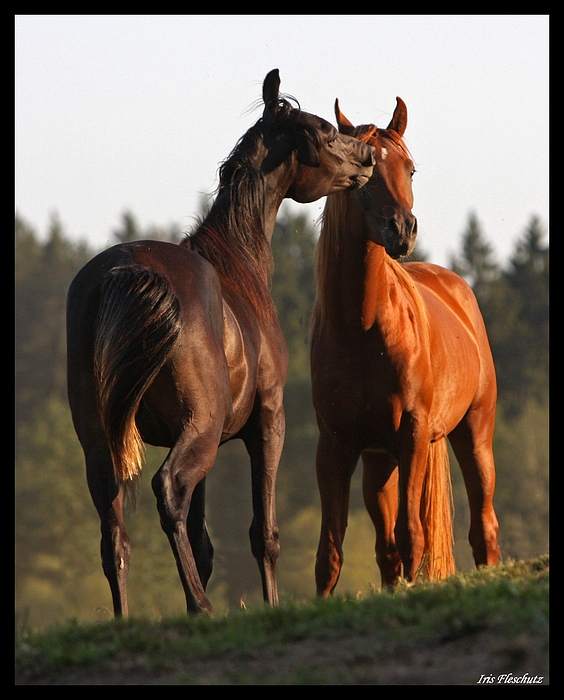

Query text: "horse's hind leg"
[187, 477, 214, 589]
[315, 431, 359, 597]
[85, 442, 131, 618]
[361, 451, 402, 586]
[152, 427, 220, 615]
[449, 415, 500, 568]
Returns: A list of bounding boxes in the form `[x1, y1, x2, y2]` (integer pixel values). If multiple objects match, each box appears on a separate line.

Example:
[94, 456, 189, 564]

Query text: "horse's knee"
[100, 527, 131, 590]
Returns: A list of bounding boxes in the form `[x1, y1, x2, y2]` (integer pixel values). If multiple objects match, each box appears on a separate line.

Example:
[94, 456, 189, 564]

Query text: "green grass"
[16, 556, 548, 685]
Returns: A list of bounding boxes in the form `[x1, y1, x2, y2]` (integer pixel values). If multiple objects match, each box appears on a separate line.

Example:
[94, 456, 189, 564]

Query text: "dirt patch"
[18, 625, 548, 685]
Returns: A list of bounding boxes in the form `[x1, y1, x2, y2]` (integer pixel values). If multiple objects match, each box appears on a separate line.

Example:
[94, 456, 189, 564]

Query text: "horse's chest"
[314, 345, 398, 420]
[222, 317, 257, 415]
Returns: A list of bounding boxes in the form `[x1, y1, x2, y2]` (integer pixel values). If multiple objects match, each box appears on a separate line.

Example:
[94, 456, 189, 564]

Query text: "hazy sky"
[15, 15, 548, 267]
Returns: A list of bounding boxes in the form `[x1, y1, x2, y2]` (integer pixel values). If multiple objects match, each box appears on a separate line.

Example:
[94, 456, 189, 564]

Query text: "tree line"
[15, 208, 548, 628]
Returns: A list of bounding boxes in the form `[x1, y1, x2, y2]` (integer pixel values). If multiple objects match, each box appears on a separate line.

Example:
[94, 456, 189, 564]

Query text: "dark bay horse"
[66, 70, 375, 616]
[310, 97, 500, 594]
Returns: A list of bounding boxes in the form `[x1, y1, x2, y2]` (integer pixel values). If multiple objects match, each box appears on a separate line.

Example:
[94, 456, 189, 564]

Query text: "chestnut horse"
[311, 97, 500, 594]
[67, 70, 375, 616]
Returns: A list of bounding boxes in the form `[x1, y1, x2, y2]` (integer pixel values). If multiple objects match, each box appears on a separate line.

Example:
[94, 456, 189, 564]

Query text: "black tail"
[93, 265, 181, 483]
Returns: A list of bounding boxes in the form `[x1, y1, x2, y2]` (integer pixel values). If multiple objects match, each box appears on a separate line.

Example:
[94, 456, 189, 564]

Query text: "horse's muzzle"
[381, 213, 418, 259]
[348, 172, 372, 190]
[348, 147, 376, 189]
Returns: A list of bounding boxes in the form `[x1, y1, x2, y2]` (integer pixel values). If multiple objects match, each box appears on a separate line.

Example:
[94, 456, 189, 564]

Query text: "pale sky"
[15, 15, 548, 268]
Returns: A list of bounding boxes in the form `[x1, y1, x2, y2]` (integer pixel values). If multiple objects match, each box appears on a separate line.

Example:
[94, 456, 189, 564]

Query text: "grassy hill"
[16, 556, 548, 685]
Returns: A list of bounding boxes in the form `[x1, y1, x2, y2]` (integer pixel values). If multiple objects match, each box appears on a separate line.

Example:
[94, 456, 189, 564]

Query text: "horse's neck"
[261, 160, 300, 240]
[185, 151, 299, 325]
[324, 225, 392, 332]
[211, 153, 296, 246]
[358, 240, 431, 355]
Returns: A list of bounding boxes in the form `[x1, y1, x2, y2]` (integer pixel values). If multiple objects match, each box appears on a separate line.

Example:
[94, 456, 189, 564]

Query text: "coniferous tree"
[270, 207, 320, 515]
[502, 216, 548, 408]
[450, 213, 548, 416]
[450, 211, 500, 305]
[447, 213, 548, 567]
[112, 209, 183, 244]
[271, 207, 317, 381]
[15, 213, 92, 424]
[15, 207, 549, 623]
[112, 210, 142, 242]
[16, 218, 101, 626]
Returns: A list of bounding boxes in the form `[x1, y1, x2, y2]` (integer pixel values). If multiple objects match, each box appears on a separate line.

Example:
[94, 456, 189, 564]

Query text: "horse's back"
[68, 239, 226, 331]
[67, 240, 226, 375]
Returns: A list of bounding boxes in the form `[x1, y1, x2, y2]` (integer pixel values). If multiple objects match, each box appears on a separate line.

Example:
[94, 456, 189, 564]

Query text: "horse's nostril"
[387, 217, 400, 236]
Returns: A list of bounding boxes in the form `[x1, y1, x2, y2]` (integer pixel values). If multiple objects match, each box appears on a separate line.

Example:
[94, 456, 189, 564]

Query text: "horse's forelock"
[378, 128, 414, 161]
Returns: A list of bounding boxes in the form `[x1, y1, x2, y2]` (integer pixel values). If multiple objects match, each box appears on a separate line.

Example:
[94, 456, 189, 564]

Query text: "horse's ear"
[263, 69, 281, 111]
[387, 97, 408, 137]
[335, 98, 356, 135]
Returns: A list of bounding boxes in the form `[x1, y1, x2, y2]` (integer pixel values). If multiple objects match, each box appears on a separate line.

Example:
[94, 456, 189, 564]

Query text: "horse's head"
[260, 70, 376, 203]
[335, 98, 418, 259]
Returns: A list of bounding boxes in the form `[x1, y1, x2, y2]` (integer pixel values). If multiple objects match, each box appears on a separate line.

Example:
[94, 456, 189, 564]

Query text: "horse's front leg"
[315, 429, 359, 597]
[242, 394, 284, 607]
[395, 413, 429, 580]
[361, 450, 402, 586]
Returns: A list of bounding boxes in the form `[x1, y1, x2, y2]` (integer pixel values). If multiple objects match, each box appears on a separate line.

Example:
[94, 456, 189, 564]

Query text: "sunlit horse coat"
[311, 98, 500, 593]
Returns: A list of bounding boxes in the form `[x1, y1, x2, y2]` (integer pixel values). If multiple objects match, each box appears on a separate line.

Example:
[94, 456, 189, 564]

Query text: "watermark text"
[478, 673, 544, 684]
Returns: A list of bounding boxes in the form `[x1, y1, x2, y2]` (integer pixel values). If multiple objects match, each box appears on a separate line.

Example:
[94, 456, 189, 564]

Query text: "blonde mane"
[312, 190, 348, 329]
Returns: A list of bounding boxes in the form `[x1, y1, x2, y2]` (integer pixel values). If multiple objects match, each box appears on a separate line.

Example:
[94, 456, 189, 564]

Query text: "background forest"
[15, 207, 548, 629]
